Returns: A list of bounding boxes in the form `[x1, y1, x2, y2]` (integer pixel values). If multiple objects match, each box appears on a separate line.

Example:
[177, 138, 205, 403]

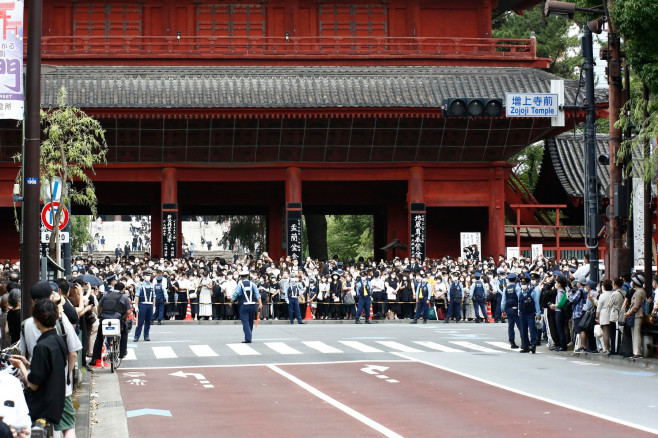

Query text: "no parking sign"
[41, 202, 69, 231]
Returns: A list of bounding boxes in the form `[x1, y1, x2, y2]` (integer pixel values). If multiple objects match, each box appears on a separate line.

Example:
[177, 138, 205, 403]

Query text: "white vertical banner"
[633, 177, 645, 265]
[506, 247, 520, 261]
[531, 244, 543, 261]
[460, 232, 481, 259]
[0, 0, 24, 120]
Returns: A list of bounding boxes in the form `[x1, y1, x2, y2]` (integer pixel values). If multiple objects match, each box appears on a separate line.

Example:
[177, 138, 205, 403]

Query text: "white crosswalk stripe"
[122, 349, 137, 361]
[152, 346, 177, 359]
[189, 344, 219, 357]
[264, 342, 303, 355]
[303, 341, 343, 353]
[485, 341, 543, 354]
[413, 341, 464, 353]
[450, 341, 504, 353]
[375, 341, 424, 353]
[227, 343, 261, 356]
[339, 341, 384, 353]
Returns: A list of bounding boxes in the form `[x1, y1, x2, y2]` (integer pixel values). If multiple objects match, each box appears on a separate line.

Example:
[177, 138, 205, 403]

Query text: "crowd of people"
[1, 250, 657, 435]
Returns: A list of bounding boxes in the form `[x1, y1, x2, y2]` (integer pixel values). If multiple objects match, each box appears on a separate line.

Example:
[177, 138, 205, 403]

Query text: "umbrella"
[79, 274, 102, 286]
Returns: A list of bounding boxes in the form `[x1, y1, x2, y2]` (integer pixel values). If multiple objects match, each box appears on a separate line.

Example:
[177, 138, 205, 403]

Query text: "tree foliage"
[70, 215, 90, 253]
[326, 215, 373, 262]
[511, 143, 545, 192]
[493, 2, 581, 79]
[218, 215, 266, 254]
[13, 87, 107, 255]
[611, 0, 658, 95]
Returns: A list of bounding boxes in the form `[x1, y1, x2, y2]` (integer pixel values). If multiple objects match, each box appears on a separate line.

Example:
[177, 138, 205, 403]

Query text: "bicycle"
[101, 319, 122, 373]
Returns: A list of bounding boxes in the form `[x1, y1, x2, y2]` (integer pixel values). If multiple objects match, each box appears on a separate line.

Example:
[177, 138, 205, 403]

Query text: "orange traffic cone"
[184, 300, 193, 321]
[304, 303, 313, 320]
[369, 305, 373, 321]
[486, 302, 494, 323]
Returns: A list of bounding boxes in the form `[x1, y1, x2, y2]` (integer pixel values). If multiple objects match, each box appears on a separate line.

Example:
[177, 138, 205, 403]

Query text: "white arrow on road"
[169, 370, 214, 388]
[360, 365, 389, 375]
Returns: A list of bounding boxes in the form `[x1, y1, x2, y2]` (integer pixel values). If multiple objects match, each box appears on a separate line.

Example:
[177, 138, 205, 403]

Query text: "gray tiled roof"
[41, 65, 607, 110]
[546, 134, 641, 198]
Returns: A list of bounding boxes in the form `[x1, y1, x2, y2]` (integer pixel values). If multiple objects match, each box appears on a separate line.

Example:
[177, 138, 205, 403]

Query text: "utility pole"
[643, 83, 653, 288]
[21, 0, 43, 319]
[605, 0, 626, 280]
[583, 25, 600, 283]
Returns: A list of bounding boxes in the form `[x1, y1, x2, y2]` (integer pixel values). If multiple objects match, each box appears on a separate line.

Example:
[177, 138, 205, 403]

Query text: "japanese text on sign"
[163, 212, 178, 260]
[287, 209, 303, 261]
[410, 213, 426, 261]
[505, 93, 559, 117]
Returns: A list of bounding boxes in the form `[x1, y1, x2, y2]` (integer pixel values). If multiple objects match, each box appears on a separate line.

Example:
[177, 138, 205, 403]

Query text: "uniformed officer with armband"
[231, 269, 263, 343]
[469, 271, 488, 323]
[501, 272, 522, 349]
[286, 273, 305, 325]
[518, 275, 542, 354]
[411, 271, 430, 324]
[355, 270, 372, 324]
[91, 281, 132, 365]
[133, 271, 155, 342]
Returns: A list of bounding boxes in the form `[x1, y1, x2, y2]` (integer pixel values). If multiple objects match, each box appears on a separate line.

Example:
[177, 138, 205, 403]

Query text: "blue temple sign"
[505, 93, 559, 117]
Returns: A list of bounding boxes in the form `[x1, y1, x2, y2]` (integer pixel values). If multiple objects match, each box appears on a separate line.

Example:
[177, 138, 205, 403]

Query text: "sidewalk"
[88, 369, 130, 438]
[555, 349, 658, 370]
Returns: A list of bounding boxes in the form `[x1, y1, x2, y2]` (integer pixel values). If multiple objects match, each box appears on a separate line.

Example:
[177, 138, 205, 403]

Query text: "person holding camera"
[91, 282, 132, 366]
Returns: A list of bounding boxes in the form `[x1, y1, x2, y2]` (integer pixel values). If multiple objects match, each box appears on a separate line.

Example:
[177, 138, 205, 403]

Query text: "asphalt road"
[109, 321, 658, 437]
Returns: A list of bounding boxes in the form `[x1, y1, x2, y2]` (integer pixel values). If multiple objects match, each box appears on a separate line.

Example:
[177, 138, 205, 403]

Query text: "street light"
[545, 1, 606, 283]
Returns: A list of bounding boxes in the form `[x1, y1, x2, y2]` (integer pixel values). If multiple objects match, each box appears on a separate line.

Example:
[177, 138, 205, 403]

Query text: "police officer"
[104, 273, 117, 294]
[501, 273, 522, 348]
[92, 281, 132, 364]
[133, 271, 155, 342]
[444, 272, 463, 323]
[469, 271, 488, 323]
[286, 273, 305, 324]
[151, 275, 166, 325]
[355, 271, 372, 324]
[518, 275, 541, 354]
[411, 271, 430, 324]
[231, 270, 262, 343]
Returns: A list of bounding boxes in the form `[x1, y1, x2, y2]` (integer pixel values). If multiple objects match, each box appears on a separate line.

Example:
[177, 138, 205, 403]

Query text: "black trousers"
[92, 318, 127, 362]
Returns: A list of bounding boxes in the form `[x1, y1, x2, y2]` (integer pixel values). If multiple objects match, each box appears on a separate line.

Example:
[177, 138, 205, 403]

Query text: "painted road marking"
[265, 342, 303, 355]
[361, 364, 389, 375]
[268, 365, 403, 438]
[227, 343, 261, 356]
[375, 341, 423, 353]
[485, 341, 516, 350]
[393, 352, 658, 436]
[123, 349, 137, 361]
[413, 341, 464, 353]
[339, 341, 384, 353]
[126, 408, 172, 418]
[189, 345, 218, 357]
[303, 341, 343, 354]
[450, 341, 503, 353]
[169, 370, 215, 388]
[152, 346, 177, 359]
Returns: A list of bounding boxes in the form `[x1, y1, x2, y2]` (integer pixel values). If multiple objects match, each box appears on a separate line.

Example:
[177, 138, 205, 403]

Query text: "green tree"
[493, 2, 581, 79]
[70, 215, 90, 253]
[218, 215, 266, 254]
[511, 142, 545, 192]
[14, 87, 107, 257]
[326, 215, 373, 261]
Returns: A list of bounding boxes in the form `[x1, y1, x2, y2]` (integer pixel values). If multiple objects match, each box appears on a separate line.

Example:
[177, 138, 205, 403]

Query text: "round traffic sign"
[41, 202, 69, 231]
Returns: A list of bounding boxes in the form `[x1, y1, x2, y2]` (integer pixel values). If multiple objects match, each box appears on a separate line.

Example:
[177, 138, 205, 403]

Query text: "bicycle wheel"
[113, 343, 122, 370]
[109, 341, 116, 373]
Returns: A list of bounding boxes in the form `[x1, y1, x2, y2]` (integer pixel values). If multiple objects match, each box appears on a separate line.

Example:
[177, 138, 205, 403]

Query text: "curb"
[154, 319, 448, 325]
[74, 368, 92, 438]
[553, 350, 658, 370]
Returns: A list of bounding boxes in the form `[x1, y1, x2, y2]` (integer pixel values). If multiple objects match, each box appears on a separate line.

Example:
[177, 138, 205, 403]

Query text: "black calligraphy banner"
[162, 209, 178, 260]
[410, 203, 426, 261]
[286, 203, 302, 261]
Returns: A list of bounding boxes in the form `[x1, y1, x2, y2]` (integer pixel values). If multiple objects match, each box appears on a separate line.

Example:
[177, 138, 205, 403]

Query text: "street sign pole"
[63, 183, 72, 276]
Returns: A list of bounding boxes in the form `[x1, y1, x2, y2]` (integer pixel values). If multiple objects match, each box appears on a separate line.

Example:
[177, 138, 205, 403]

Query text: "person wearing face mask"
[277, 271, 291, 321]
[469, 271, 488, 323]
[285, 274, 305, 324]
[517, 276, 541, 354]
[411, 271, 430, 324]
[371, 271, 385, 319]
[399, 270, 414, 319]
[444, 273, 463, 323]
[355, 271, 372, 324]
[386, 271, 400, 320]
[176, 273, 190, 320]
[133, 272, 155, 342]
[501, 273, 522, 348]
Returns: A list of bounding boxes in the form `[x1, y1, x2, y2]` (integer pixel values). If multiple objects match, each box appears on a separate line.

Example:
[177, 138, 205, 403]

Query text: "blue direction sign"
[505, 93, 559, 117]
